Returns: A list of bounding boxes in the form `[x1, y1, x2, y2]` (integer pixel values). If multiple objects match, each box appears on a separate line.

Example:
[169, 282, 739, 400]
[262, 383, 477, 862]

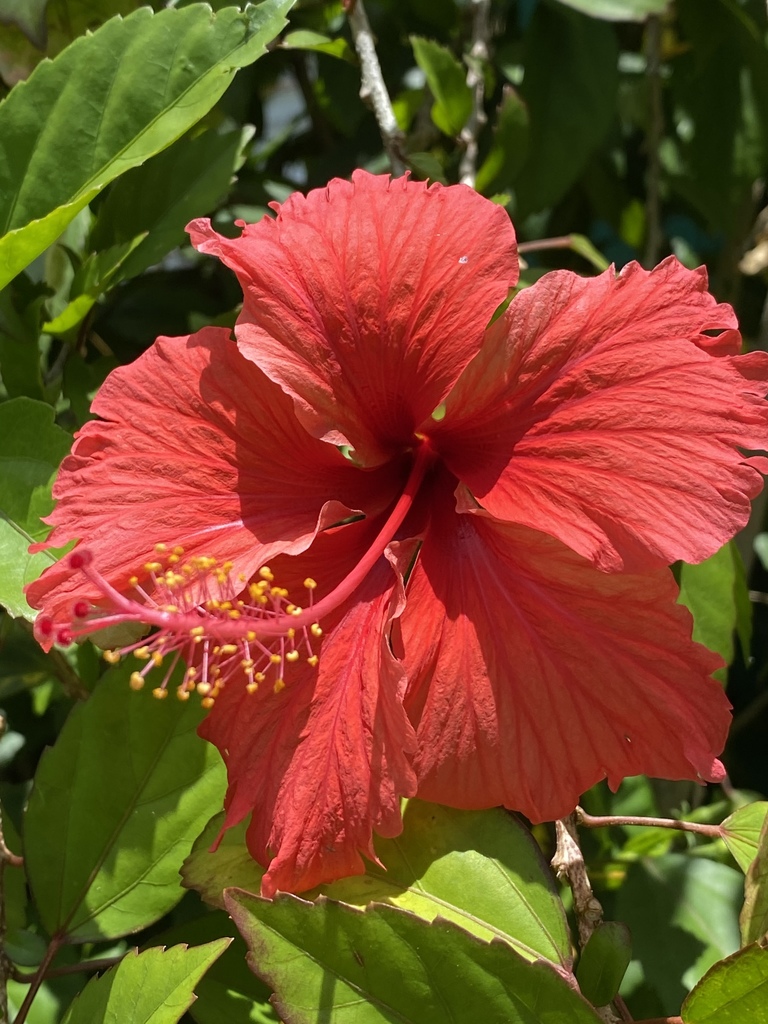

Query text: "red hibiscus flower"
[27, 171, 768, 897]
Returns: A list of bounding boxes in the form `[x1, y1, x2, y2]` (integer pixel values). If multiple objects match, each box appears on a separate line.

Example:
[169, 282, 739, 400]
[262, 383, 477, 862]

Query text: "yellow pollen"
[154, 543, 167, 553]
[304, 578, 317, 590]
[152, 687, 168, 700]
[151, 651, 163, 667]
[273, 678, 285, 694]
[129, 672, 145, 691]
[144, 561, 163, 573]
[310, 623, 323, 637]
[255, 672, 266, 683]
[102, 650, 121, 664]
[163, 604, 179, 613]
[307, 655, 319, 668]
[173, 546, 185, 556]
[246, 631, 257, 642]
[269, 653, 282, 665]
[241, 659, 254, 670]
[129, 576, 139, 586]
[168, 554, 180, 565]
[259, 566, 274, 581]
[176, 686, 190, 701]
[286, 650, 300, 662]
[219, 644, 238, 655]
[201, 696, 215, 709]
[246, 681, 259, 694]
[135, 646, 151, 660]
[189, 626, 205, 637]
[291, 606, 302, 616]
[196, 682, 212, 696]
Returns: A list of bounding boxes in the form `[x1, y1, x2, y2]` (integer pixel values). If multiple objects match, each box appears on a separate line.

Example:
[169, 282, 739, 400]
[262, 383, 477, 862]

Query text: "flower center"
[36, 442, 434, 706]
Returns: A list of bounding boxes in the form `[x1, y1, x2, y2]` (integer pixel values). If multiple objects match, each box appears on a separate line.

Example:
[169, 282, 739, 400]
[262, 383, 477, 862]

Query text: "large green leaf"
[616, 855, 742, 1014]
[0, 0, 295, 289]
[227, 892, 601, 1024]
[411, 36, 472, 137]
[721, 802, 768, 872]
[515, 2, 618, 214]
[475, 86, 530, 195]
[550, 0, 669, 19]
[682, 944, 768, 1023]
[740, 813, 768, 945]
[0, 397, 71, 619]
[24, 661, 226, 942]
[183, 800, 572, 967]
[60, 942, 230, 1024]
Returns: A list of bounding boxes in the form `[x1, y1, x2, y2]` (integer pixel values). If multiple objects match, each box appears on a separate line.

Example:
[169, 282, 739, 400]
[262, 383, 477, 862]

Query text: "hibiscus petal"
[27, 327, 400, 631]
[435, 259, 768, 571]
[187, 170, 518, 464]
[401, 493, 730, 823]
[200, 525, 418, 896]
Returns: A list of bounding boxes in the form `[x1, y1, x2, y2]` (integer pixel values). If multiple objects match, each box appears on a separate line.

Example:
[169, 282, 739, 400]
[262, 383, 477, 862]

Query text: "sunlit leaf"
[740, 813, 768, 945]
[411, 36, 472, 137]
[721, 802, 768, 872]
[682, 944, 768, 1023]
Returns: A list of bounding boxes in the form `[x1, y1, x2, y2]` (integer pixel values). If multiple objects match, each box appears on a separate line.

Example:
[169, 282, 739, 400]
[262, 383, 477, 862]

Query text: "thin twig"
[643, 15, 663, 267]
[346, 0, 406, 175]
[12, 936, 62, 1024]
[459, 0, 491, 187]
[12, 954, 123, 983]
[575, 806, 723, 840]
[552, 815, 621, 1024]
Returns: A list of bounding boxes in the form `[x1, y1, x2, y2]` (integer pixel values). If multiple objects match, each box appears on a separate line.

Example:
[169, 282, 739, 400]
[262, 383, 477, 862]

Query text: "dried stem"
[346, 0, 406, 175]
[643, 15, 663, 267]
[459, 0, 491, 187]
[575, 806, 723, 840]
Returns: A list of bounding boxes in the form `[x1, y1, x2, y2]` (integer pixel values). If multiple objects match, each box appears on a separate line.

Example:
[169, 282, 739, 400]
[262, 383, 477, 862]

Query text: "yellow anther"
[307, 655, 319, 668]
[135, 646, 151, 660]
[273, 678, 286, 694]
[129, 576, 139, 587]
[246, 631, 256, 642]
[286, 650, 300, 662]
[151, 651, 163, 667]
[241, 659, 254, 670]
[220, 644, 238, 656]
[152, 687, 168, 700]
[189, 626, 205, 637]
[154, 543, 167, 553]
[102, 650, 121, 664]
[201, 696, 215, 709]
[210, 665, 221, 678]
[287, 628, 296, 638]
[238, 572, 247, 582]
[176, 686, 190, 701]
[173, 546, 185, 556]
[290, 606, 303, 616]
[185, 666, 198, 681]
[246, 681, 259, 695]
[196, 682, 212, 696]
[255, 671, 266, 683]
[222, 561, 233, 572]
[168, 553, 180, 565]
[269, 653, 282, 665]
[144, 561, 163, 573]
[304, 578, 317, 590]
[163, 604, 179, 613]
[259, 566, 274, 581]
[129, 672, 145, 691]
[310, 623, 323, 637]
[228, 609, 241, 619]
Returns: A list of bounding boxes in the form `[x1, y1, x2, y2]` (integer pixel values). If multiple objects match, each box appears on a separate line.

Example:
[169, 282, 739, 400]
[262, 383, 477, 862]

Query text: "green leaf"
[184, 800, 572, 967]
[740, 813, 768, 945]
[682, 944, 768, 1023]
[411, 36, 472, 137]
[722, 802, 768, 872]
[550, 0, 670, 19]
[89, 125, 254, 287]
[678, 541, 751, 675]
[153, 913, 280, 1024]
[616, 854, 742, 1013]
[0, 0, 295, 289]
[515, 3, 618, 214]
[475, 85, 529, 195]
[0, 282, 46, 399]
[60, 941, 231, 1024]
[227, 892, 602, 1024]
[24, 660, 226, 942]
[576, 921, 632, 1007]
[0, 397, 71, 619]
[282, 29, 354, 62]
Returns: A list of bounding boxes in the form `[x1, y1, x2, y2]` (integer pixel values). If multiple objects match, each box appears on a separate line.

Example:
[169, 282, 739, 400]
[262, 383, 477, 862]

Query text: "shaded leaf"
[576, 921, 632, 1007]
[682, 943, 768, 1023]
[184, 800, 572, 967]
[411, 35, 472, 137]
[227, 891, 601, 1024]
[740, 813, 768, 945]
[475, 85, 529, 195]
[551, 0, 669, 19]
[24, 661, 226, 941]
[0, 397, 71, 619]
[678, 541, 751, 675]
[60, 941, 230, 1024]
[721, 802, 768, 872]
[0, 0, 295, 289]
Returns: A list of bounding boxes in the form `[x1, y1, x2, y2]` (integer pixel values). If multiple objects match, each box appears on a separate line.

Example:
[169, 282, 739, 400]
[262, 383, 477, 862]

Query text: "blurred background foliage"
[1, 0, 768, 1022]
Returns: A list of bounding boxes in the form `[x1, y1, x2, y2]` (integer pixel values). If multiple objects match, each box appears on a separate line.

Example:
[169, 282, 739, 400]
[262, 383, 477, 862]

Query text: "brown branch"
[12, 954, 123, 983]
[12, 936, 62, 1024]
[346, 0, 406, 175]
[575, 806, 723, 840]
[459, 0, 491, 188]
